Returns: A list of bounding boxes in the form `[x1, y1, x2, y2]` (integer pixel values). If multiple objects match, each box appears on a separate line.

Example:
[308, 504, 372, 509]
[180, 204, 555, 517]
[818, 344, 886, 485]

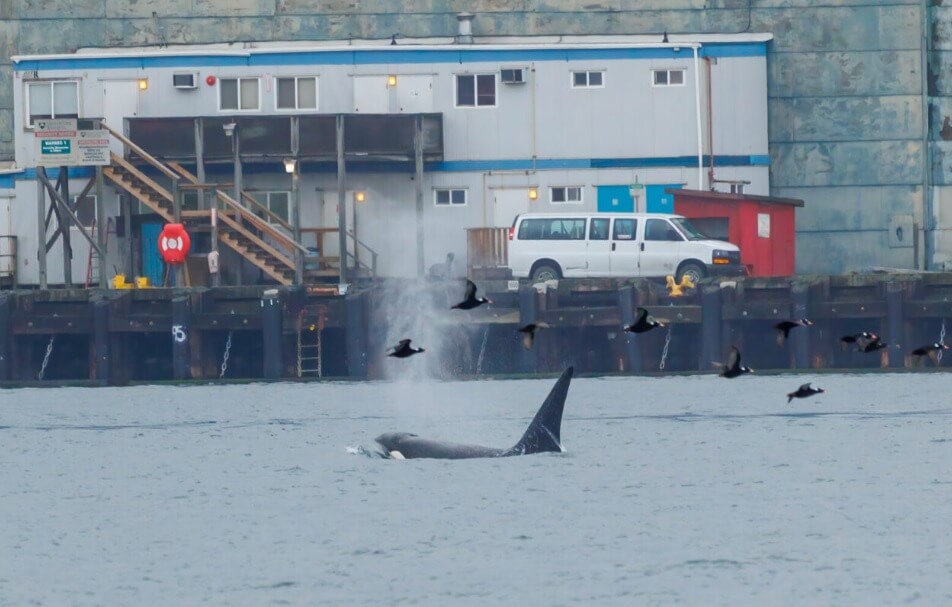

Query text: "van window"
[670, 217, 709, 240]
[645, 218, 683, 242]
[613, 218, 637, 240]
[590, 218, 610, 241]
[518, 218, 587, 240]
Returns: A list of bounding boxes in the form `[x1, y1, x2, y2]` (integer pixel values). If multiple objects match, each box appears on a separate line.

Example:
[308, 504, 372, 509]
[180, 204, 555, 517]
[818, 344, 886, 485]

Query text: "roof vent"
[456, 12, 474, 44]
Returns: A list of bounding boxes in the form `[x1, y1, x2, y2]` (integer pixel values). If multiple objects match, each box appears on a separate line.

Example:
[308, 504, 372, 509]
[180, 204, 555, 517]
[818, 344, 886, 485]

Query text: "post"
[123, 195, 133, 278]
[791, 282, 810, 369]
[92, 298, 109, 384]
[336, 114, 348, 284]
[346, 291, 369, 378]
[414, 115, 425, 277]
[700, 285, 722, 371]
[292, 162, 303, 284]
[171, 295, 191, 380]
[616, 285, 641, 372]
[0, 293, 10, 381]
[95, 167, 107, 288]
[261, 288, 283, 379]
[210, 192, 220, 288]
[37, 178, 47, 289]
[886, 281, 904, 368]
[518, 286, 538, 373]
[61, 169, 72, 287]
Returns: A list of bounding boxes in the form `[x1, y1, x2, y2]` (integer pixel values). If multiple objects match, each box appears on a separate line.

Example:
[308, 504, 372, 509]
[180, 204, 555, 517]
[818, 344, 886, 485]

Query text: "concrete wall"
[2, 0, 948, 274]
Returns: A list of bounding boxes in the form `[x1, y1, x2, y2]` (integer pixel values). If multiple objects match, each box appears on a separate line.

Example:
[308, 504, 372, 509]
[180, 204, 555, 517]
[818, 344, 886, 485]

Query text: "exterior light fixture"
[388, 75, 397, 87]
[528, 187, 538, 201]
[355, 191, 366, 203]
[222, 122, 236, 137]
[283, 158, 297, 174]
[138, 79, 148, 90]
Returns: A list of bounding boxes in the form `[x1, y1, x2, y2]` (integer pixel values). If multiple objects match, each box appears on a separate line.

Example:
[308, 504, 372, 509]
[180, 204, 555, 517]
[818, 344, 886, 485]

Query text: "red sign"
[158, 223, 191, 265]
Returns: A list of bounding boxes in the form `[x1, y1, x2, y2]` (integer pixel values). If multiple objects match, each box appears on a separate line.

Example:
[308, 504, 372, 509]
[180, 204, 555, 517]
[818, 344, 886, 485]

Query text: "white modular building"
[2, 33, 772, 287]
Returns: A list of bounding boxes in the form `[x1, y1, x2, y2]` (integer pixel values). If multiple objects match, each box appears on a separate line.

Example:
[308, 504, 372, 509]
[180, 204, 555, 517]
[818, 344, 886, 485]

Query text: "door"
[492, 189, 530, 228]
[140, 222, 164, 286]
[639, 217, 683, 276]
[646, 184, 681, 214]
[586, 216, 611, 276]
[321, 191, 356, 263]
[597, 185, 634, 213]
[353, 76, 389, 113]
[609, 217, 641, 277]
[396, 75, 434, 112]
[102, 81, 140, 156]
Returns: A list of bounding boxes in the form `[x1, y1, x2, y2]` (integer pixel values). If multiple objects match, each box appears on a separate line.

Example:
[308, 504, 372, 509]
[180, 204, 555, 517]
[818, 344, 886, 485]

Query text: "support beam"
[36, 168, 105, 258]
[336, 114, 348, 284]
[37, 175, 47, 289]
[171, 295, 191, 380]
[95, 167, 107, 287]
[700, 285, 723, 371]
[261, 289, 283, 379]
[414, 115, 425, 277]
[92, 298, 109, 384]
[616, 285, 641, 373]
[346, 291, 368, 378]
[518, 286, 538, 373]
[0, 293, 11, 381]
[791, 283, 810, 369]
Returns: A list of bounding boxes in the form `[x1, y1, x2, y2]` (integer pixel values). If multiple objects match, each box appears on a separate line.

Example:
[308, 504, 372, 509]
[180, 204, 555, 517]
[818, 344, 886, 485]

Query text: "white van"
[507, 212, 741, 283]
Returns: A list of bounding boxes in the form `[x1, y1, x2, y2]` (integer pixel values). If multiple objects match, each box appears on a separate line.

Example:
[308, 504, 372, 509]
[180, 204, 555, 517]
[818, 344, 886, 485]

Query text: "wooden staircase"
[99, 122, 308, 286]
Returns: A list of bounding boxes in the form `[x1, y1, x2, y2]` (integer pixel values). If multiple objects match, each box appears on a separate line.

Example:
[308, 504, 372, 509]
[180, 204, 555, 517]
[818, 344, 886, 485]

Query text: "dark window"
[518, 218, 586, 240]
[613, 218, 637, 240]
[590, 218, 609, 241]
[456, 74, 496, 107]
[646, 218, 683, 241]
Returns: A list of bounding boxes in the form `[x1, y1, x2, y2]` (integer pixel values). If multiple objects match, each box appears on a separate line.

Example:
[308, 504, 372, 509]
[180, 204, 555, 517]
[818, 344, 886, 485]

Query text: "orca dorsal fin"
[505, 366, 574, 456]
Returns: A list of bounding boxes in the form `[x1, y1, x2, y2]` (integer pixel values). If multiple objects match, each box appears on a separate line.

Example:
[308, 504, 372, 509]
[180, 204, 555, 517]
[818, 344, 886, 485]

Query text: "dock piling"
[700, 285, 722, 371]
[616, 285, 642, 372]
[172, 295, 191, 380]
[262, 289, 283, 379]
[0, 293, 10, 381]
[92, 298, 109, 384]
[791, 282, 810, 369]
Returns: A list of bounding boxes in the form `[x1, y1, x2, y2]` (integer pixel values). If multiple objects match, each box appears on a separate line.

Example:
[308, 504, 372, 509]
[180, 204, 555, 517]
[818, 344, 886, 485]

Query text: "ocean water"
[2, 371, 952, 606]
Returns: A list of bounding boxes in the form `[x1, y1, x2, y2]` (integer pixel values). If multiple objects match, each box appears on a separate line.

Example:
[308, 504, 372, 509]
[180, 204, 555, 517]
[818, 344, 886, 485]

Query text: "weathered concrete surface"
[0, 0, 947, 275]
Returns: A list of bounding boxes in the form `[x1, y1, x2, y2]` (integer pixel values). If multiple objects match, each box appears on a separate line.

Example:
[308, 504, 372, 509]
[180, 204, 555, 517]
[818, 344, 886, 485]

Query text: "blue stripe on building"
[13, 43, 767, 72]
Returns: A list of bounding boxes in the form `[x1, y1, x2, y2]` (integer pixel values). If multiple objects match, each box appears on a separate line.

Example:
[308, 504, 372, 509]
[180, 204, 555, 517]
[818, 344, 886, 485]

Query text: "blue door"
[646, 184, 682, 213]
[141, 222, 165, 286]
[597, 185, 634, 213]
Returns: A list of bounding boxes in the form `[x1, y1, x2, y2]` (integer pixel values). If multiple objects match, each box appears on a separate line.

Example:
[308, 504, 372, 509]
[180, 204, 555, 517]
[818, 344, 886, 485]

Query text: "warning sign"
[34, 119, 110, 167]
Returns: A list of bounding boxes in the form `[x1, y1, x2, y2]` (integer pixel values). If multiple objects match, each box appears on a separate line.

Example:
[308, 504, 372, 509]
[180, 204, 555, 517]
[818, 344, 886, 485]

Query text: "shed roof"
[669, 189, 804, 208]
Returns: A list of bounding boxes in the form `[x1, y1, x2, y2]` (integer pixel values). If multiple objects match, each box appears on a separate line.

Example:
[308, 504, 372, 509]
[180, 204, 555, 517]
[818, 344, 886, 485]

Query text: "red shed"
[670, 189, 805, 277]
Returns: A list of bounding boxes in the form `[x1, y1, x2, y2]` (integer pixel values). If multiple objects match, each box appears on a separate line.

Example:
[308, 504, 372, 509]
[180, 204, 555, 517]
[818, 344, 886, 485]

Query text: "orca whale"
[375, 366, 574, 460]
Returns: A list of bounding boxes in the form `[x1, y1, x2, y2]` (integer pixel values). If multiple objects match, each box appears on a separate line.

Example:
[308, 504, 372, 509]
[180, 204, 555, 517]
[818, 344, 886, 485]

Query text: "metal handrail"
[0, 235, 17, 288]
[345, 230, 379, 278]
[100, 121, 180, 182]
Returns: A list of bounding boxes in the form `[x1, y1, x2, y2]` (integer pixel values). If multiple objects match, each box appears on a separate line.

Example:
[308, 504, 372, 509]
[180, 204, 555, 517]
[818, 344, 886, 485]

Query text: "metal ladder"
[84, 217, 113, 288]
[296, 304, 327, 378]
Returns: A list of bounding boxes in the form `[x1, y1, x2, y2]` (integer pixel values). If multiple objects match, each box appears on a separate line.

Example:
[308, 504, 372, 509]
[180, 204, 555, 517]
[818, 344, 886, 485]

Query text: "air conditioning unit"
[500, 68, 526, 84]
[172, 73, 198, 89]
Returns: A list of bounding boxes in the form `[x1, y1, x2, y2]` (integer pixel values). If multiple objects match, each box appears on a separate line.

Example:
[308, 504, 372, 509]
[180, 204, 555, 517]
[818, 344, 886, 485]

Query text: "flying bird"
[855, 334, 888, 353]
[517, 322, 550, 350]
[774, 318, 813, 346]
[911, 342, 950, 366]
[717, 346, 753, 378]
[840, 331, 878, 351]
[787, 382, 824, 403]
[624, 307, 666, 334]
[451, 279, 492, 310]
[387, 339, 425, 359]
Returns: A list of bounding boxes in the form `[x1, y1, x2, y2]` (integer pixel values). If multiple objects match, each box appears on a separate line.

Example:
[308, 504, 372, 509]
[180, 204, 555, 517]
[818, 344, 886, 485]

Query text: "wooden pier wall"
[2, 273, 952, 386]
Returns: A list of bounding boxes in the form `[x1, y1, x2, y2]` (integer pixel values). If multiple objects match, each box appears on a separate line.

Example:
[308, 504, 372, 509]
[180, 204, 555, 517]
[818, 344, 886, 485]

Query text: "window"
[72, 194, 96, 228]
[613, 218, 637, 240]
[26, 81, 79, 126]
[276, 76, 318, 111]
[645, 218, 683, 242]
[219, 77, 260, 111]
[590, 218, 609, 241]
[652, 69, 686, 87]
[249, 191, 290, 224]
[518, 218, 586, 241]
[456, 74, 496, 107]
[550, 186, 583, 205]
[434, 188, 467, 206]
[572, 70, 604, 88]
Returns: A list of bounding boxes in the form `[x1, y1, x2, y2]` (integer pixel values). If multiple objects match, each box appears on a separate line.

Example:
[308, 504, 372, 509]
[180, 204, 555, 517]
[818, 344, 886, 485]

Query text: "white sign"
[34, 119, 110, 167]
[757, 213, 771, 238]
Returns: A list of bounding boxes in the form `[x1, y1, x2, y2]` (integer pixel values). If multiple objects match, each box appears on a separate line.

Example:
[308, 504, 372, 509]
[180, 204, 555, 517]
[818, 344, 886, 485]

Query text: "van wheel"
[531, 263, 561, 283]
[676, 262, 706, 285]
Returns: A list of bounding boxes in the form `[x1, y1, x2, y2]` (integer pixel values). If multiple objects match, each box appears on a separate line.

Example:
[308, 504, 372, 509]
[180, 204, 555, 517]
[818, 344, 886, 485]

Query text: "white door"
[321, 191, 357, 263]
[102, 81, 140, 156]
[396, 75, 433, 112]
[353, 76, 389, 113]
[638, 217, 683, 277]
[609, 217, 641, 277]
[492, 189, 530, 228]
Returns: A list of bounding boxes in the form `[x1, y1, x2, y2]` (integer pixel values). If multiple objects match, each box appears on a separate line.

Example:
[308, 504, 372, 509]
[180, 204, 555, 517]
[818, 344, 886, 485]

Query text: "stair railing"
[100, 120, 182, 220]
